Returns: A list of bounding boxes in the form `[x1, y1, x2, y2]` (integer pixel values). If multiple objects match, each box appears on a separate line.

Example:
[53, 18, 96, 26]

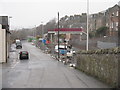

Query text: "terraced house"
[89, 4, 120, 37]
[106, 4, 120, 36]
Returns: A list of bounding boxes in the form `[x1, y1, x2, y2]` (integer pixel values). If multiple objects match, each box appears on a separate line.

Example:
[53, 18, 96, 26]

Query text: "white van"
[15, 39, 21, 43]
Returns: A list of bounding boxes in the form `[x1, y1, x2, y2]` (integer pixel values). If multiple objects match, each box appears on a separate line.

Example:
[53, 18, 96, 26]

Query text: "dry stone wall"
[76, 47, 120, 87]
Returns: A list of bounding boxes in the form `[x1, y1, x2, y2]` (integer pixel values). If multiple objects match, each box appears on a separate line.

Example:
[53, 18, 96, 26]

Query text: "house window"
[106, 23, 109, 27]
[116, 27, 118, 31]
[116, 22, 118, 26]
[111, 23, 113, 28]
[116, 11, 119, 16]
[111, 12, 114, 17]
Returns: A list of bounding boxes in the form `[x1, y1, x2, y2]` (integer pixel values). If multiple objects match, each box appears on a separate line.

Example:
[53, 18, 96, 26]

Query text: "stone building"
[89, 12, 106, 32]
[105, 4, 120, 36]
[89, 4, 120, 37]
[118, 2, 120, 46]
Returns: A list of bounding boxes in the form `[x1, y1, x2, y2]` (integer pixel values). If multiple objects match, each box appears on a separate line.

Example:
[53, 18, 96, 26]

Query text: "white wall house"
[0, 16, 11, 63]
[0, 24, 6, 63]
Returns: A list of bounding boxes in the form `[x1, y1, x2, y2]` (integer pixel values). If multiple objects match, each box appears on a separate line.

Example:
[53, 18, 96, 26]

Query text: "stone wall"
[76, 47, 120, 87]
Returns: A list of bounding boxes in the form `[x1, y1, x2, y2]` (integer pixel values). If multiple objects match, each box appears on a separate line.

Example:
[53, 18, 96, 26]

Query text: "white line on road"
[11, 61, 20, 69]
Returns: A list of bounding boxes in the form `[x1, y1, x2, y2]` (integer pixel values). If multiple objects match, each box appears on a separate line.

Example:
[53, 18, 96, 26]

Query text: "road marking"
[11, 61, 20, 69]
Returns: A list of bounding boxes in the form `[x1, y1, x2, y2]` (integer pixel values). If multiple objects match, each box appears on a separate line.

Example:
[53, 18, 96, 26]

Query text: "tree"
[95, 26, 108, 37]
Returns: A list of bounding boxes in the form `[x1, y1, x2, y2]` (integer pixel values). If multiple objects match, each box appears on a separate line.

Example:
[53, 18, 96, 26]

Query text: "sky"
[0, 0, 120, 30]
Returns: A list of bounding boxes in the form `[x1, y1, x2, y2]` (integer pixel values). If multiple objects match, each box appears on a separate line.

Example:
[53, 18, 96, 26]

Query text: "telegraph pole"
[58, 12, 60, 59]
[41, 22, 44, 38]
[35, 25, 36, 37]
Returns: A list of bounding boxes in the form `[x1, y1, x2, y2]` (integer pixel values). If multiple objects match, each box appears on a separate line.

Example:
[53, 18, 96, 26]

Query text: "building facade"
[89, 4, 120, 37]
[0, 24, 6, 63]
[0, 16, 10, 63]
[105, 4, 120, 36]
[89, 12, 106, 32]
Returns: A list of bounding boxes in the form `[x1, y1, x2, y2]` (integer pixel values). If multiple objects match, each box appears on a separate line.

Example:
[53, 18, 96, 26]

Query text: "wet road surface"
[2, 42, 110, 88]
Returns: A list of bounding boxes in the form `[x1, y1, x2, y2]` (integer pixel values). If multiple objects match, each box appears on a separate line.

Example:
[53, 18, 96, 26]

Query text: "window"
[116, 11, 119, 16]
[111, 23, 113, 28]
[116, 27, 118, 31]
[116, 22, 118, 26]
[106, 23, 108, 27]
[111, 12, 114, 17]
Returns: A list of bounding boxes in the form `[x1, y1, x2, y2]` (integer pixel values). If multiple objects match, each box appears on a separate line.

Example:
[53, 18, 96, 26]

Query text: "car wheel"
[27, 56, 29, 59]
[25, 55, 28, 59]
[20, 57, 22, 60]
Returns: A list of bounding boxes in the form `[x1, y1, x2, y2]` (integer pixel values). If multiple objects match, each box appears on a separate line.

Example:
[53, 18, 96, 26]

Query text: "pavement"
[2, 42, 111, 88]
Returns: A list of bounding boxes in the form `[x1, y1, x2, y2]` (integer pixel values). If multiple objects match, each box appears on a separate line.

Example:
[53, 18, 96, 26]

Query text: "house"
[0, 16, 11, 63]
[118, 2, 120, 46]
[89, 4, 120, 37]
[89, 12, 106, 32]
[105, 4, 120, 36]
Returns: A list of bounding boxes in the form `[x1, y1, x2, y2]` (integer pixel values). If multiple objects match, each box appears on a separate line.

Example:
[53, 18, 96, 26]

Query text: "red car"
[19, 51, 29, 60]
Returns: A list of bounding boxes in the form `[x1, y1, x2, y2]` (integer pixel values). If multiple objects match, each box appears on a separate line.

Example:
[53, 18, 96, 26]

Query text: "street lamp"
[86, 0, 89, 51]
[80, 0, 89, 51]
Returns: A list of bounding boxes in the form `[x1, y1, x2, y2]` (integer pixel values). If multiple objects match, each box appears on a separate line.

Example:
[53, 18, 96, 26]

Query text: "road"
[2, 41, 110, 88]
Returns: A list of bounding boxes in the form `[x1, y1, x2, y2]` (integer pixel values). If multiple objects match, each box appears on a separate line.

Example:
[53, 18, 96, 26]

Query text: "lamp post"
[86, 0, 89, 51]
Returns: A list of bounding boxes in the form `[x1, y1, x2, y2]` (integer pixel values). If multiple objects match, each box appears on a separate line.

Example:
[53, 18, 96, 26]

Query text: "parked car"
[16, 43, 22, 49]
[55, 45, 67, 53]
[16, 40, 22, 49]
[19, 51, 29, 60]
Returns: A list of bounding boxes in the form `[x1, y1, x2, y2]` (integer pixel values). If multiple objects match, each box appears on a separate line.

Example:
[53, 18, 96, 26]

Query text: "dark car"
[16, 44, 22, 49]
[19, 51, 29, 60]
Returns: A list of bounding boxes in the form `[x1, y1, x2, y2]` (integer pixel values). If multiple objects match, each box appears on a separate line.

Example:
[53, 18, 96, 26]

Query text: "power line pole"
[58, 12, 60, 59]
[35, 25, 36, 37]
[41, 22, 44, 38]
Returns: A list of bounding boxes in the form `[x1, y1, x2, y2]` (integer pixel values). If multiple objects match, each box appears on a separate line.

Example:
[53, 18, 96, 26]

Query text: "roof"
[48, 28, 83, 34]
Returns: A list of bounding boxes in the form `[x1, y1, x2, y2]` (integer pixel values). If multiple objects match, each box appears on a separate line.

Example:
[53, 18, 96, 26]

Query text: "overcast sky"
[0, 0, 119, 30]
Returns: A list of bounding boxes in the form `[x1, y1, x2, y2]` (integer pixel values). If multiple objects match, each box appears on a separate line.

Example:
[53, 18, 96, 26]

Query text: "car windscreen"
[16, 42, 22, 45]
[22, 52, 27, 54]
